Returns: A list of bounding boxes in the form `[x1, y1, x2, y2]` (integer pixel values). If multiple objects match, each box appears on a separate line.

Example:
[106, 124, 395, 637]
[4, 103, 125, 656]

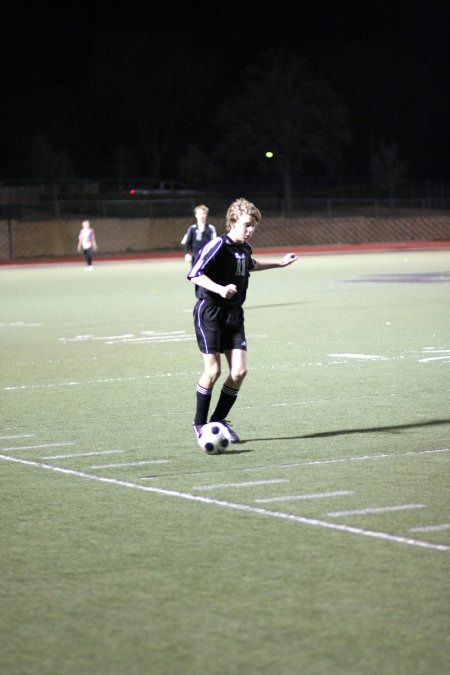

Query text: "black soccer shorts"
[193, 300, 247, 354]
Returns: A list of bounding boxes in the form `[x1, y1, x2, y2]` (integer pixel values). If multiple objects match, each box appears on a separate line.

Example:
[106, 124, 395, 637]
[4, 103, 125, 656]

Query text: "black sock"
[210, 384, 238, 422]
[194, 384, 212, 426]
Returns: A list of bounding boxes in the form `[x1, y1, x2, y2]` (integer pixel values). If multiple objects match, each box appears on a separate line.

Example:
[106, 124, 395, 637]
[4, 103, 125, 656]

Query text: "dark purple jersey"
[187, 234, 256, 306]
[182, 223, 217, 258]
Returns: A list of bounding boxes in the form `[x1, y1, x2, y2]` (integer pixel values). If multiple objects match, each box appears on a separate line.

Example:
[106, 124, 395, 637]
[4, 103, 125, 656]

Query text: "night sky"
[2, 0, 448, 183]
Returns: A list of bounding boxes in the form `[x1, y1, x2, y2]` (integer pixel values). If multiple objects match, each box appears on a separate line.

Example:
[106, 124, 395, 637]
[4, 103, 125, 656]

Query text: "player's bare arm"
[191, 274, 237, 299]
[253, 253, 298, 271]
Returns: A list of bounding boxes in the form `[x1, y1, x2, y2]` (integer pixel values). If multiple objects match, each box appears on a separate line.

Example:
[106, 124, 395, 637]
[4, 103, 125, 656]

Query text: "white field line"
[0, 322, 42, 327]
[1, 453, 448, 553]
[328, 353, 388, 360]
[42, 450, 124, 460]
[304, 448, 450, 465]
[236, 448, 450, 473]
[0, 434, 35, 440]
[2, 372, 197, 392]
[105, 337, 195, 344]
[255, 490, 354, 504]
[59, 330, 194, 345]
[134, 447, 450, 480]
[193, 479, 288, 491]
[327, 504, 426, 517]
[1, 442, 76, 452]
[409, 523, 450, 533]
[419, 356, 450, 362]
[4, 351, 448, 392]
[89, 460, 170, 469]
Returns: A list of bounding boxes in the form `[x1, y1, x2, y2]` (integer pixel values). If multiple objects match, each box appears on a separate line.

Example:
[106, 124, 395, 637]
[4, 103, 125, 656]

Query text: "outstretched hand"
[281, 253, 298, 266]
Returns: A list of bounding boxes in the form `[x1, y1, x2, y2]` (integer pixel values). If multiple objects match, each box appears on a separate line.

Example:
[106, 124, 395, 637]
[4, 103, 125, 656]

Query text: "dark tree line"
[1, 28, 447, 199]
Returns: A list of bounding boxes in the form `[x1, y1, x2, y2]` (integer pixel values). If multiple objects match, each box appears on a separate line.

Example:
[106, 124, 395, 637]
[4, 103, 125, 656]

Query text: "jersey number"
[235, 255, 246, 276]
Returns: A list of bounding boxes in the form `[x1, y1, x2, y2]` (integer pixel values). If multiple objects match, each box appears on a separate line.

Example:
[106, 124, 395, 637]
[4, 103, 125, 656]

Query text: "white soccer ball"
[199, 422, 230, 455]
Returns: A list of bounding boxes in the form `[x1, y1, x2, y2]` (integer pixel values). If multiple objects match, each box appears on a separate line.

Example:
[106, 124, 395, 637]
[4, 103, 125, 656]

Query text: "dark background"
[1, 0, 448, 187]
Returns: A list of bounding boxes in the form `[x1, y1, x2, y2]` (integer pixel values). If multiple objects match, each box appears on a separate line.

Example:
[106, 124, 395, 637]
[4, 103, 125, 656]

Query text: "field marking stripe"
[328, 353, 386, 360]
[42, 450, 124, 460]
[1, 442, 76, 451]
[2, 372, 197, 391]
[137, 447, 450, 480]
[89, 460, 170, 469]
[193, 479, 287, 491]
[0, 454, 448, 553]
[0, 434, 35, 440]
[409, 523, 450, 533]
[327, 504, 425, 517]
[255, 490, 354, 503]
[304, 448, 450, 465]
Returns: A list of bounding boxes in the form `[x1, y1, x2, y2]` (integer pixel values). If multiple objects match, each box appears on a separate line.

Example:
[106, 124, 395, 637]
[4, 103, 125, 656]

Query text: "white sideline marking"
[135, 448, 450, 481]
[304, 448, 450, 465]
[0, 434, 35, 440]
[418, 348, 450, 363]
[193, 479, 288, 491]
[409, 523, 450, 533]
[1, 454, 448, 553]
[0, 322, 42, 327]
[328, 353, 388, 360]
[59, 330, 194, 345]
[89, 460, 170, 469]
[42, 450, 124, 460]
[327, 504, 425, 517]
[236, 448, 450, 473]
[419, 356, 450, 362]
[255, 490, 353, 503]
[1, 442, 75, 452]
[2, 371, 196, 392]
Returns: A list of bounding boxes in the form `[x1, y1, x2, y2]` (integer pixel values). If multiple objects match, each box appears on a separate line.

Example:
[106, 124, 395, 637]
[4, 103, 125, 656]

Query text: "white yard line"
[42, 450, 124, 460]
[2, 372, 196, 392]
[409, 523, 450, 533]
[327, 504, 425, 517]
[304, 448, 450, 465]
[255, 490, 354, 503]
[89, 460, 170, 469]
[129, 447, 450, 480]
[234, 448, 449, 473]
[193, 479, 288, 491]
[0, 454, 450, 553]
[328, 353, 388, 360]
[1, 454, 448, 553]
[1, 442, 75, 452]
[0, 434, 35, 440]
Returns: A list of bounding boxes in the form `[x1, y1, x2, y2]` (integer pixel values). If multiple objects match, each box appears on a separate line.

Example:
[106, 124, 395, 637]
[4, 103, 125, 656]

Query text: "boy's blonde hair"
[194, 204, 209, 214]
[225, 198, 261, 232]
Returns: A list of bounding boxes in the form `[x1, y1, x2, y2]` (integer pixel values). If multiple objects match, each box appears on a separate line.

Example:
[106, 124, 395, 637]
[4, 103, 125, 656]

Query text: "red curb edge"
[1, 240, 450, 266]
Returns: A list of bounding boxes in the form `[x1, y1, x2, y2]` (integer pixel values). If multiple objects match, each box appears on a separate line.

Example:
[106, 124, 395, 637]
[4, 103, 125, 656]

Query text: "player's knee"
[205, 363, 221, 384]
[231, 365, 248, 383]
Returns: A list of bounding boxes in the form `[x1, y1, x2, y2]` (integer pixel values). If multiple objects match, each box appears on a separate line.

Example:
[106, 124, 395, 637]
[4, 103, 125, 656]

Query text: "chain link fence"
[1, 198, 450, 261]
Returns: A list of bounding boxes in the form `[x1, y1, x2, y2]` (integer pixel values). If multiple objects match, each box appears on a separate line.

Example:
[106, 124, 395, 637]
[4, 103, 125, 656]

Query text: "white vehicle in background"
[127, 181, 200, 197]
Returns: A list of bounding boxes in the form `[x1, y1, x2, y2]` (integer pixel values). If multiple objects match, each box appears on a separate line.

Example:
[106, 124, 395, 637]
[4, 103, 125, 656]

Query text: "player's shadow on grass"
[222, 447, 253, 455]
[240, 418, 450, 442]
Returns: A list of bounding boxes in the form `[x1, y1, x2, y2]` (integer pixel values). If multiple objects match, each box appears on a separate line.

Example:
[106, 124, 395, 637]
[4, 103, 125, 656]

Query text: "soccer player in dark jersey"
[181, 204, 217, 263]
[187, 197, 297, 446]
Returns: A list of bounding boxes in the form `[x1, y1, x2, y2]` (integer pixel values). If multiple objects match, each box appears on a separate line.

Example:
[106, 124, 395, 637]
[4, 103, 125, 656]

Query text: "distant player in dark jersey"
[187, 197, 298, 446]
[181, 204, 217, 263]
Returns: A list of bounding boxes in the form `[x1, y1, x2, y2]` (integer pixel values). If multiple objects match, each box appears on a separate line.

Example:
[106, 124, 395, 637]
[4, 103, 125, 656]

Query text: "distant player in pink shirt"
[77, 220, 97, 269]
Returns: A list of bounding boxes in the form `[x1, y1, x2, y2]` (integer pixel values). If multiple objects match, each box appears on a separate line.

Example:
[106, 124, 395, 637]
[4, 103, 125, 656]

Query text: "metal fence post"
[7, 206, 14, 260]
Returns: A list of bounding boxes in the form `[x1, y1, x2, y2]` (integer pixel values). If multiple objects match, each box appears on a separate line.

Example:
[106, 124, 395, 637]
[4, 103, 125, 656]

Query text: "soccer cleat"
[215, 419, 240, 443]
[192, 423, 203, 440]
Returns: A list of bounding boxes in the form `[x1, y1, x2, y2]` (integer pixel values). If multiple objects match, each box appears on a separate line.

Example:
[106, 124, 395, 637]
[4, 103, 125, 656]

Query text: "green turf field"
[1, 249, 449, 674]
